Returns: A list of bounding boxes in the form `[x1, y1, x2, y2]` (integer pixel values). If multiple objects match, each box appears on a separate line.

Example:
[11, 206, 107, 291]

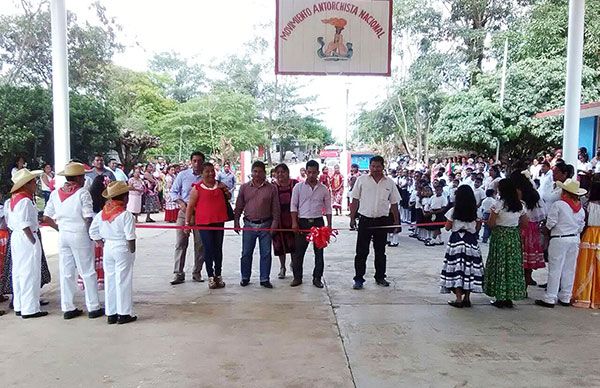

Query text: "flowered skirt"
[1, 230, 51, 295]
[0, 229, 7, 280]
[484, 226, 526, 300]
[332, 189, 344, 209]
[77, 244, 104, 291]
[521, 221, 545, 269]
[143, 192, 161, 213]
[440, 231, 484, 293]
[572, 226, 600, 309]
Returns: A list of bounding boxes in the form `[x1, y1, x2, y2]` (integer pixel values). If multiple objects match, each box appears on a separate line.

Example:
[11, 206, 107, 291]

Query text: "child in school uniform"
[425, 184, 448, 246]
[89, 181, 137, 324]
[535, 179, 586, 308]
[418, 185, 433, 242]
[479, 189, 495, 243]
[440, 185, 483, 307]
[6, 169, 47, 319]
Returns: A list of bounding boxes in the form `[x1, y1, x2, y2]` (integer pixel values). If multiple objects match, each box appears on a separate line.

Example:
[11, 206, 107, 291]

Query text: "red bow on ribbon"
[306, 226, 338, 249]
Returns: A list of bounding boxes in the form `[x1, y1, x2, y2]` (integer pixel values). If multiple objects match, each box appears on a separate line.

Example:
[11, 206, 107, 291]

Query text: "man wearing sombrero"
[536, 178, 586, 308]
[44, 162, 104, 320]
[89, 181, 137, 324]
[6, 169, 48, 318]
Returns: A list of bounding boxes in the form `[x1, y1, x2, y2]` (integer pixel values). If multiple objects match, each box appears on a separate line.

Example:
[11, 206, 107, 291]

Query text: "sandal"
[447, 301, 463, 308]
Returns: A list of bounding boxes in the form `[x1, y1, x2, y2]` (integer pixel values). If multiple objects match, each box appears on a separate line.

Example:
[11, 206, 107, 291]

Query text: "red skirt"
[0, 229, 8, 280]
[521, 221, 545, 269]
[77, 244, 104, 290]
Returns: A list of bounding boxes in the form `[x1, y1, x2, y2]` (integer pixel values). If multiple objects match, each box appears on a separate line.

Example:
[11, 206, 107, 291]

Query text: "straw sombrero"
[10, 169, 43, 193]
[102, 181, 131, 199]
[57, 162, 86, 177]
[556, 178, 587, 196]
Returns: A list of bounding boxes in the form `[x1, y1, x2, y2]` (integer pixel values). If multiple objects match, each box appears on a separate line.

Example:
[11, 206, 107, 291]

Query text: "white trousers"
[11, 231, 41, 315]
[103, 240, 135, 316]
[544, 236, 580, 304]
[59, 231, 100, 312]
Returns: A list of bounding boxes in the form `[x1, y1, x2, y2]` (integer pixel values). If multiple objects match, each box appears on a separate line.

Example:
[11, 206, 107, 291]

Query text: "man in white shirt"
[107, 159, 129, 182]
[472, 177, 486, 207]
[349, 156, 401, 289]
[43, 162, 104, 320]
[290, 160, 332, 288]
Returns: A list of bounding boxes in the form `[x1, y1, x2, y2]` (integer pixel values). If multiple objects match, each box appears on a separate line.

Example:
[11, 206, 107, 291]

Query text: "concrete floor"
[1, 217, 600, 388]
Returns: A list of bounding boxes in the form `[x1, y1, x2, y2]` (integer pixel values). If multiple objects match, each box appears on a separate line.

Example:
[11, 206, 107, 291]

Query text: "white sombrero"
[10, 168, 43, 193]
[556, 178, 587, 196]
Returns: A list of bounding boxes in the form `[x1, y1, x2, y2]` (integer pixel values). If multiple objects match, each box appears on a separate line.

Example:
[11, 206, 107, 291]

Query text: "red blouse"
[193, 183, 228, 225]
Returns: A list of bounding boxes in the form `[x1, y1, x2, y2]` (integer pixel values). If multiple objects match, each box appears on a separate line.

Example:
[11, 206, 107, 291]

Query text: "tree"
[159, 89, 264, 162]
[148, 51, 206, 103]
[0, 0, 123, 93]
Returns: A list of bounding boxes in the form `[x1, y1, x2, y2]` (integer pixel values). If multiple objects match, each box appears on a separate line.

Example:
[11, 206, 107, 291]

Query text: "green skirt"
[484, 226, 526, 300]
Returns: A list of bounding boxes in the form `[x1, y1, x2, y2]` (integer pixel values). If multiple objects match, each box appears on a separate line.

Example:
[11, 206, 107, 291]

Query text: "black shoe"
[535, 299, 555, 308]
[557, 300, 572, 307]
[505, 300, 514, 308]
[0, 310, 4, 316]
[375, 279, 390, 287]
[448, 301, 463, 308]
[15, 311, 20, 317]
[389, 243, 399, 247]
[192, 275, 204, 283]
[312, 277, 324, 288]
[290, 278, 302, 287]
[490, 300, 505, 308]
[353, 280, 364, 290]
[538, 283, 547, 289]
[117, 315, 138, 324]
[63, 308, 83, 320]
[240, 279, 250, 287]
[170, 276, 185, 285]
[88, 308, 104, 319]
[22, 311, 48, 319]
[40, 299, 50, 306]
[260, 281, 273, 289]
[107, 314, 118, 325]
[462, 300, 472, 308]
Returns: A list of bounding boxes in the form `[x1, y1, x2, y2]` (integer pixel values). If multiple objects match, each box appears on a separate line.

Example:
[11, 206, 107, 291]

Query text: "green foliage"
[149, 51, 206, 102]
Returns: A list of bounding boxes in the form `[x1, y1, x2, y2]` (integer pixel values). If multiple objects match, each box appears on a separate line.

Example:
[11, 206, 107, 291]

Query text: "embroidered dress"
[273, 180, 297, 256]
[163, 173, 179, 222]
[521, 201, 546, 270]
[440, 208, 484, 293]
[127, 177, 144, 214]
[143, 174, 161, 214]
[330, 172, 344, 210]
[572, 202, 600, 308]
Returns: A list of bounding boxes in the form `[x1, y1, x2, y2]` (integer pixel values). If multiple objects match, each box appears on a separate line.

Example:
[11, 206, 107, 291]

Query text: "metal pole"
[563, 0, 586, 166]
[51, 0, 70, 176]
[344, 84, 349, 153]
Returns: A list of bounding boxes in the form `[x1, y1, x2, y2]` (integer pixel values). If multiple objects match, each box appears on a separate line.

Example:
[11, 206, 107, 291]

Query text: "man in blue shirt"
[170, 151, 205, 285]
[217, 162, 236, 202]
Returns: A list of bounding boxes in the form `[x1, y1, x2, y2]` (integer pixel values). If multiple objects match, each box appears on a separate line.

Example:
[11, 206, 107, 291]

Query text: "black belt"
[359, 215, 388, 220]
[299, 217, 323, 223]
[244, 217, 272, 224]
[549, 234, 577, 240]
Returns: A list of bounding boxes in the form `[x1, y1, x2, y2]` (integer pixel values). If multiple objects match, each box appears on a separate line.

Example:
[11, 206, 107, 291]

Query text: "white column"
[562, 0, 586, 166]
[51, 0, 70, 177]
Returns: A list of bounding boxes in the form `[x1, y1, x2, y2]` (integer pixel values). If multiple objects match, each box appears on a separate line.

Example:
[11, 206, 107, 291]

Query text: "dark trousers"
[198, 223, 224, 277]
[292, 218, 325, 280]
[354, 215, 389, 282]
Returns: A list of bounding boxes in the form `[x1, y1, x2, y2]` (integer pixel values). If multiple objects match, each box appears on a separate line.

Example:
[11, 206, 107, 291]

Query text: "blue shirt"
[217, 171, 236, 191]
[171, 168, 202, 203]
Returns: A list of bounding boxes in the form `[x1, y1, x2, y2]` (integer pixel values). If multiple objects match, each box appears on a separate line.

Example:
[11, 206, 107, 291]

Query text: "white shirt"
[89, 210, 136, 241]
[0, 203, 6, 230]
[587, 202, 600, 226]
[538, 171, 554, 200]
[44, 188, 94, 233]
[352, 174, 401, 218]
[426, 194, 448, 211]
[546, 200, 585, 236]
[445, 207, 477, 234]
[290, 181, 332, 218]
[478, 197, 495, 218]
[472, 187, 486, 205]
[6, 196, 39, 232]
[491, 200, 526, 227]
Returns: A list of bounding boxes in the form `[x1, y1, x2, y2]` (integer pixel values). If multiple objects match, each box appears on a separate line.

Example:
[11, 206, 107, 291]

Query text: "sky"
[3, 0, 396, 144]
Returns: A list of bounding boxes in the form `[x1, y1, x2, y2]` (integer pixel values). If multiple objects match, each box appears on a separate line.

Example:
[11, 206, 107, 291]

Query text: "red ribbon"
[306, 226, 338, 249]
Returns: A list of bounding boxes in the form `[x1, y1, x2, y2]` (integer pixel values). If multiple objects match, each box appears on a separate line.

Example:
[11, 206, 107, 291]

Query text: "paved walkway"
[1, 217, 600, 387]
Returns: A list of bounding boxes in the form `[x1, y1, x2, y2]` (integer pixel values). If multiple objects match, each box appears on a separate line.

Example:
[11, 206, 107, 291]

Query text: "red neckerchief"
[561, 193, 582, 213]
[10, 191, 33, 211]
[58, 181, 81, 202]
[101, 200, 126, 223]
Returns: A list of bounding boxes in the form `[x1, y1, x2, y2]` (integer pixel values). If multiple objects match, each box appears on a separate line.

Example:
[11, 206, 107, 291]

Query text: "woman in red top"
[185, 162, 231, 289]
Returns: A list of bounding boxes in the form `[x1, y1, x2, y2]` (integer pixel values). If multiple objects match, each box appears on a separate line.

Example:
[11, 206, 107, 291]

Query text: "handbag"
[224, 191, 234, 221]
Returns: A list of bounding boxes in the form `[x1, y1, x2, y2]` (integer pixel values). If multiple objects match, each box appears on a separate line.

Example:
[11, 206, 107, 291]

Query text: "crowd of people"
[1, 147, 600, 325]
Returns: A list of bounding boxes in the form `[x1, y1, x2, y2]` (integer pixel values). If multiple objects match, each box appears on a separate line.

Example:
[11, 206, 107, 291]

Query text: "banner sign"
[275, 0, 392, 76]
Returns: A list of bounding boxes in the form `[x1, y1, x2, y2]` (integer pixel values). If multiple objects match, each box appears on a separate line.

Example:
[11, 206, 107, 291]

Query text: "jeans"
[292, 218, 325, 280]
[240, 220, 273, 282]
[481, 212, 491, 242]
[354, 215, 390, 282]
[199, 223, 225, 278]
[42, 190, 51, 205]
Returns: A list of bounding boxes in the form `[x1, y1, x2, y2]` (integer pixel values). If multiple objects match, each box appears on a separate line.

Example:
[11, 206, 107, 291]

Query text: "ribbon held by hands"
[306, 226, 338, 249]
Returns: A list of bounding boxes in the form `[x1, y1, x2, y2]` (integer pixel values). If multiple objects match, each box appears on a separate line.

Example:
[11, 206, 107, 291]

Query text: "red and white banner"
[275, 0, 392, 76]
